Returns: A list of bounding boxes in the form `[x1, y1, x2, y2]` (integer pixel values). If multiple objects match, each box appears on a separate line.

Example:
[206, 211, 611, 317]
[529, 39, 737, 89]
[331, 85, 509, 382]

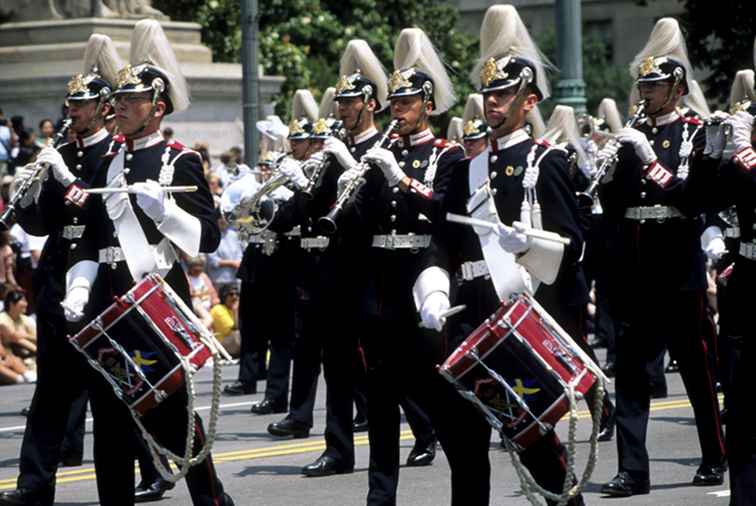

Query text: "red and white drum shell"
[69, 274, 211, 416]
[439, 294, 597, 449]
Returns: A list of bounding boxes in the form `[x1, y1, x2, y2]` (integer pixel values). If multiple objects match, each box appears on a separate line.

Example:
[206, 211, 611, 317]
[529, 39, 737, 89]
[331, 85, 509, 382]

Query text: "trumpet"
[577, 100, 647, 208]
[318, 119, 399, 234]
[227, 152, 293, 237]
[0, 118, 73, 229]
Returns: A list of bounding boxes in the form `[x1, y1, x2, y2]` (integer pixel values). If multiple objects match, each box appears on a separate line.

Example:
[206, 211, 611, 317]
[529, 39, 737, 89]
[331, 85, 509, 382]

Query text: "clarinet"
[0, 118, 73, 229]
[576, 100, 647, 208]
[301, 121, 347, 200]
[318, 119, 399, 234]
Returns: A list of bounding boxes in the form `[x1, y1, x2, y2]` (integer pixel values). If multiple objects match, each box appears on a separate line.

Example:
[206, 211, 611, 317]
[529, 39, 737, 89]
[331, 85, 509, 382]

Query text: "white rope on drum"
[131, 339, 224, 483]
[500, 374, 605, 505]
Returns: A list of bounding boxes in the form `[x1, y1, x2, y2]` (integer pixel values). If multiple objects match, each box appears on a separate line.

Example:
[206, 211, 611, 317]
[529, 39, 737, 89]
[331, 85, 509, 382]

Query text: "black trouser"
[17, 311, 89, 498]
[88, 373, 226, 506]
[59, 394, 88, 460]
[237, 275, 296, 406]
[614, 290, 725, 480]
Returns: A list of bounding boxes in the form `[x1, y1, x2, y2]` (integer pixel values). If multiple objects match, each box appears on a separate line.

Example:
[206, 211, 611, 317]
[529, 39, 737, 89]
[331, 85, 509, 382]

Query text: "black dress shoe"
[601, 472, 650, 497]
[0, 487, 54, 506]
[602, 362, 615, 378]
[267, 417, 310, 438]
[352, 416, 368, 433]
[222, 493, 235, 506]
[59, 452, 83, 467]
[597, 406, 615, 442]
[223, 382, 257, 396]
[692, 463, 726, 486]
[135, 478, 174, 503]
[250, 398, 287, 415]
[406, 441, 436, 467]
[302, 455, 354, 477]
[665, 359, 679, 373]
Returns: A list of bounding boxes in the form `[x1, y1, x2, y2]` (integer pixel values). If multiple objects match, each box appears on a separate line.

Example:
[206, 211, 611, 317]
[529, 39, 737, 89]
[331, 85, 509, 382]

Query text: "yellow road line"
[0, 396, 717, 491]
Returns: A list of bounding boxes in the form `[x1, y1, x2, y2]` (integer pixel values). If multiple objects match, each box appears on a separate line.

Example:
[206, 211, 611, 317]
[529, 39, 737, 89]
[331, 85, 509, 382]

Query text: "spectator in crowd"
[213, 148, 251, 188]
[0, 231, 18, 288]
[207, 172, 223, 200]
[10, 129, 39, 173]
[0, 109, 14, 177]
[35, 119, 54, 149]
[0, 290, 37, 360]
[9, 224, 45, 312]
[186, 255, 219, 329]
[162, 126, 174, 142]
[0, 339, 35, 385]
[207, 214, 242, 287]
[211, 284, 241, 357]
[193, 142, 211, 174]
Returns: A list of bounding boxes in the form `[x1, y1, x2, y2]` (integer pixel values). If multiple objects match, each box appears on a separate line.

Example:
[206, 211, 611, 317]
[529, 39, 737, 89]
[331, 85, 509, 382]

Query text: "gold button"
[505, 165, 514, 176]
[662, 139, 671, 149]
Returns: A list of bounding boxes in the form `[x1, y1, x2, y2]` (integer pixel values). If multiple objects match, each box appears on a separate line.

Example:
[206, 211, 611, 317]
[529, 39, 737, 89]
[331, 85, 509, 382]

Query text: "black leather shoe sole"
[601, 482, 650, 497]
[302, 463, 354, 477]
[267, 424, 310, 438]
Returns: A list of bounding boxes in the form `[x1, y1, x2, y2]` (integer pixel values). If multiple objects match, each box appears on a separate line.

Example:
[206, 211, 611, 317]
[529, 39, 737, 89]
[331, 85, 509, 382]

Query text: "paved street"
[0, 350, 729, 505]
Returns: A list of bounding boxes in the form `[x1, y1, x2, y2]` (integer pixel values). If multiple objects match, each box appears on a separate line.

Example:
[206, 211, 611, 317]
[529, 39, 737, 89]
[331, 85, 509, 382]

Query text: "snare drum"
[69, 274, 212, 416]
[439, 293, 597, 450]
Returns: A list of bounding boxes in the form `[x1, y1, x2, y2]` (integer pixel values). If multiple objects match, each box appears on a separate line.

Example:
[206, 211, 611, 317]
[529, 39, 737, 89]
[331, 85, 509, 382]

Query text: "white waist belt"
[624, 206, 683, 221]
[372, 234, 431, 250]
[725, 227, 740, 239]
[62, 225, 86, 240]
[300, 237, 330, 250]
[98, 246, 126, 264]
[739, 242, 756, 260]
[459, 260, 489, 282]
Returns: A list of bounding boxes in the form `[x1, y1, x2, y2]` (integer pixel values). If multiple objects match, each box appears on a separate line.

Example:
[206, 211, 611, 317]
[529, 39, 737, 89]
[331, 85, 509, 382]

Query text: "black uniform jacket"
[427, 131, 588, 348]
[16, 129, 112, 319]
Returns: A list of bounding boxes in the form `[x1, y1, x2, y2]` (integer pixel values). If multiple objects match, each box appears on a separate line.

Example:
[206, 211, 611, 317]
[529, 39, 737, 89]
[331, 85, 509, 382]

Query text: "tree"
[678, 0, 756, 107]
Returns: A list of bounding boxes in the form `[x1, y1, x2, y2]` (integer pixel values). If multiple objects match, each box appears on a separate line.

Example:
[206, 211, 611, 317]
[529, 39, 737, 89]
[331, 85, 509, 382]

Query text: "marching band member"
[446, 117, 463, 145]
[413, 5, 587, 505]
[708, 92, 756, 506]
[332, 28, 464, 505]
[599, 18, 725, 497]
[58, 20, 233, 505]
[460, 93, 489, 158]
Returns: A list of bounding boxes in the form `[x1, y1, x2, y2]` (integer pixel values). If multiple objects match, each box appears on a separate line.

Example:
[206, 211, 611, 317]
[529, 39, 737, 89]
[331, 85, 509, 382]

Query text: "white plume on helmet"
[339, 39, 389, 111]
[83, 34, 122, 87]
[526, 105, 546, 138]
[392, 27, 456, 115]
[629, 18, 694, 88]
[129, 18, 190, 114]
[682, 80, 711, 119]
[292, 89, 319, 122]
[446, 117, 463, 142]
[462, 93, 485, 122]
[597, 98, 623, 133]
[543, 105, 586, 166]
[729, 69, 755, 109]
[471, 4, 552, 100]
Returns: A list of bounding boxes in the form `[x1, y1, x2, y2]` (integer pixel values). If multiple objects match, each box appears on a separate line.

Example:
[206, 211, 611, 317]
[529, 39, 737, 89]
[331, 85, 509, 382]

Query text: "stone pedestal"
[0, 18, 283, 157]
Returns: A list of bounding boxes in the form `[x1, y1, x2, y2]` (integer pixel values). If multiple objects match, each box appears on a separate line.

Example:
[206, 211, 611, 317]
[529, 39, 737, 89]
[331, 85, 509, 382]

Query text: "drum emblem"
[165, 316, 200, 349]
[97, 347, 144, 395]
[132, 350, 158, 373]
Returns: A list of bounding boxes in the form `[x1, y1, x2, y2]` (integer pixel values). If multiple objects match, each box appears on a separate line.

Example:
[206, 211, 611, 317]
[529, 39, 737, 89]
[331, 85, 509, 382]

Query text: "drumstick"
[446, 213, 571, 246]
[84, 185, 199, 194]
[418, 305, 467, 328]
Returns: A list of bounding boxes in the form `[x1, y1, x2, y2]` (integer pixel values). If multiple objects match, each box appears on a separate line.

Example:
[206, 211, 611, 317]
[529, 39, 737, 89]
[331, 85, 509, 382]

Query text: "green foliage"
[678, 0, 756, 107]
[537, 30, 634, 117]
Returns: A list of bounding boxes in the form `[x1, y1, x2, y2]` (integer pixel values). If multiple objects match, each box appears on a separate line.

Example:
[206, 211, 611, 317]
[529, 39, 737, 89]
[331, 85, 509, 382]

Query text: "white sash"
[104, 148, 170, 280]
[466, 148, 534, 300]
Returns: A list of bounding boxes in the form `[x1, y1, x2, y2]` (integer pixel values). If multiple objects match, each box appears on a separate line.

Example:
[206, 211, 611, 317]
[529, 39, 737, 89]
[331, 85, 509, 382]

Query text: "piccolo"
[446, 212, 572, 246]
[84, 185, 198, 194]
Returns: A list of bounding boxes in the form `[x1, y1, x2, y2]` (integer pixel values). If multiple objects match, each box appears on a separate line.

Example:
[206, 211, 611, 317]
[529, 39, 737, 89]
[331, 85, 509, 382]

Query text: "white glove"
[704, 237, 727, 263]
[496, 222, 530, 254]
[279, 157, 309, 189]
[14, 164, 45, 208]
[36, 147, 76, 187]
[596, 140, 620, 163]
[132, 179, 166, 223]
[337, 167, 362, 193]
[704, 111, 729, 158]
[362, 147, 405, 187]
[616, 127, 657, 165]
[419, 291, 451, 332]
[62, 286, 89, 322]
[723, 110, 754, 159]
[323, 137, 358, 171]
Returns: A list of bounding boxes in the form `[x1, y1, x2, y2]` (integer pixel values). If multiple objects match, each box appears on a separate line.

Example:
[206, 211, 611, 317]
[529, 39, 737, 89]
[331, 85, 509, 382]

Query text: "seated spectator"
[193, 142, 211, 174]
[0, 231, 18, 288]
[0, 111, 13, 178]
[10, 129, 39, 173]
[186, 255, 219, 329]
[207, 172, 223, 199]
[210, 284, 241, 357]
[0, 290, 37, 360]
[212, 150, 251, 188]
[207, 214, 242, 287]
[0, 340, 35, 385]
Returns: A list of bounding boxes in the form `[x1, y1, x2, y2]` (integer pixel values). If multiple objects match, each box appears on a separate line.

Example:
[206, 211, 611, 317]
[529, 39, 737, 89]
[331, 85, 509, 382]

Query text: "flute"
[84, 185, 198, 194]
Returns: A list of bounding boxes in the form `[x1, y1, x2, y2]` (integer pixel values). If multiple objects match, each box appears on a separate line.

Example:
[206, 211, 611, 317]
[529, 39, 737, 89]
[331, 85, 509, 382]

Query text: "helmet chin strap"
[131, 78, 165, 138]
[84, 88, 111, 136]
[647, 72, 684, 117]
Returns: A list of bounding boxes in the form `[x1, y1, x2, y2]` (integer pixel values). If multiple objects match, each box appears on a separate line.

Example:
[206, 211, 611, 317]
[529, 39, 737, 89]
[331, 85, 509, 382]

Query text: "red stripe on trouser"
[693, 297, 726, 458]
